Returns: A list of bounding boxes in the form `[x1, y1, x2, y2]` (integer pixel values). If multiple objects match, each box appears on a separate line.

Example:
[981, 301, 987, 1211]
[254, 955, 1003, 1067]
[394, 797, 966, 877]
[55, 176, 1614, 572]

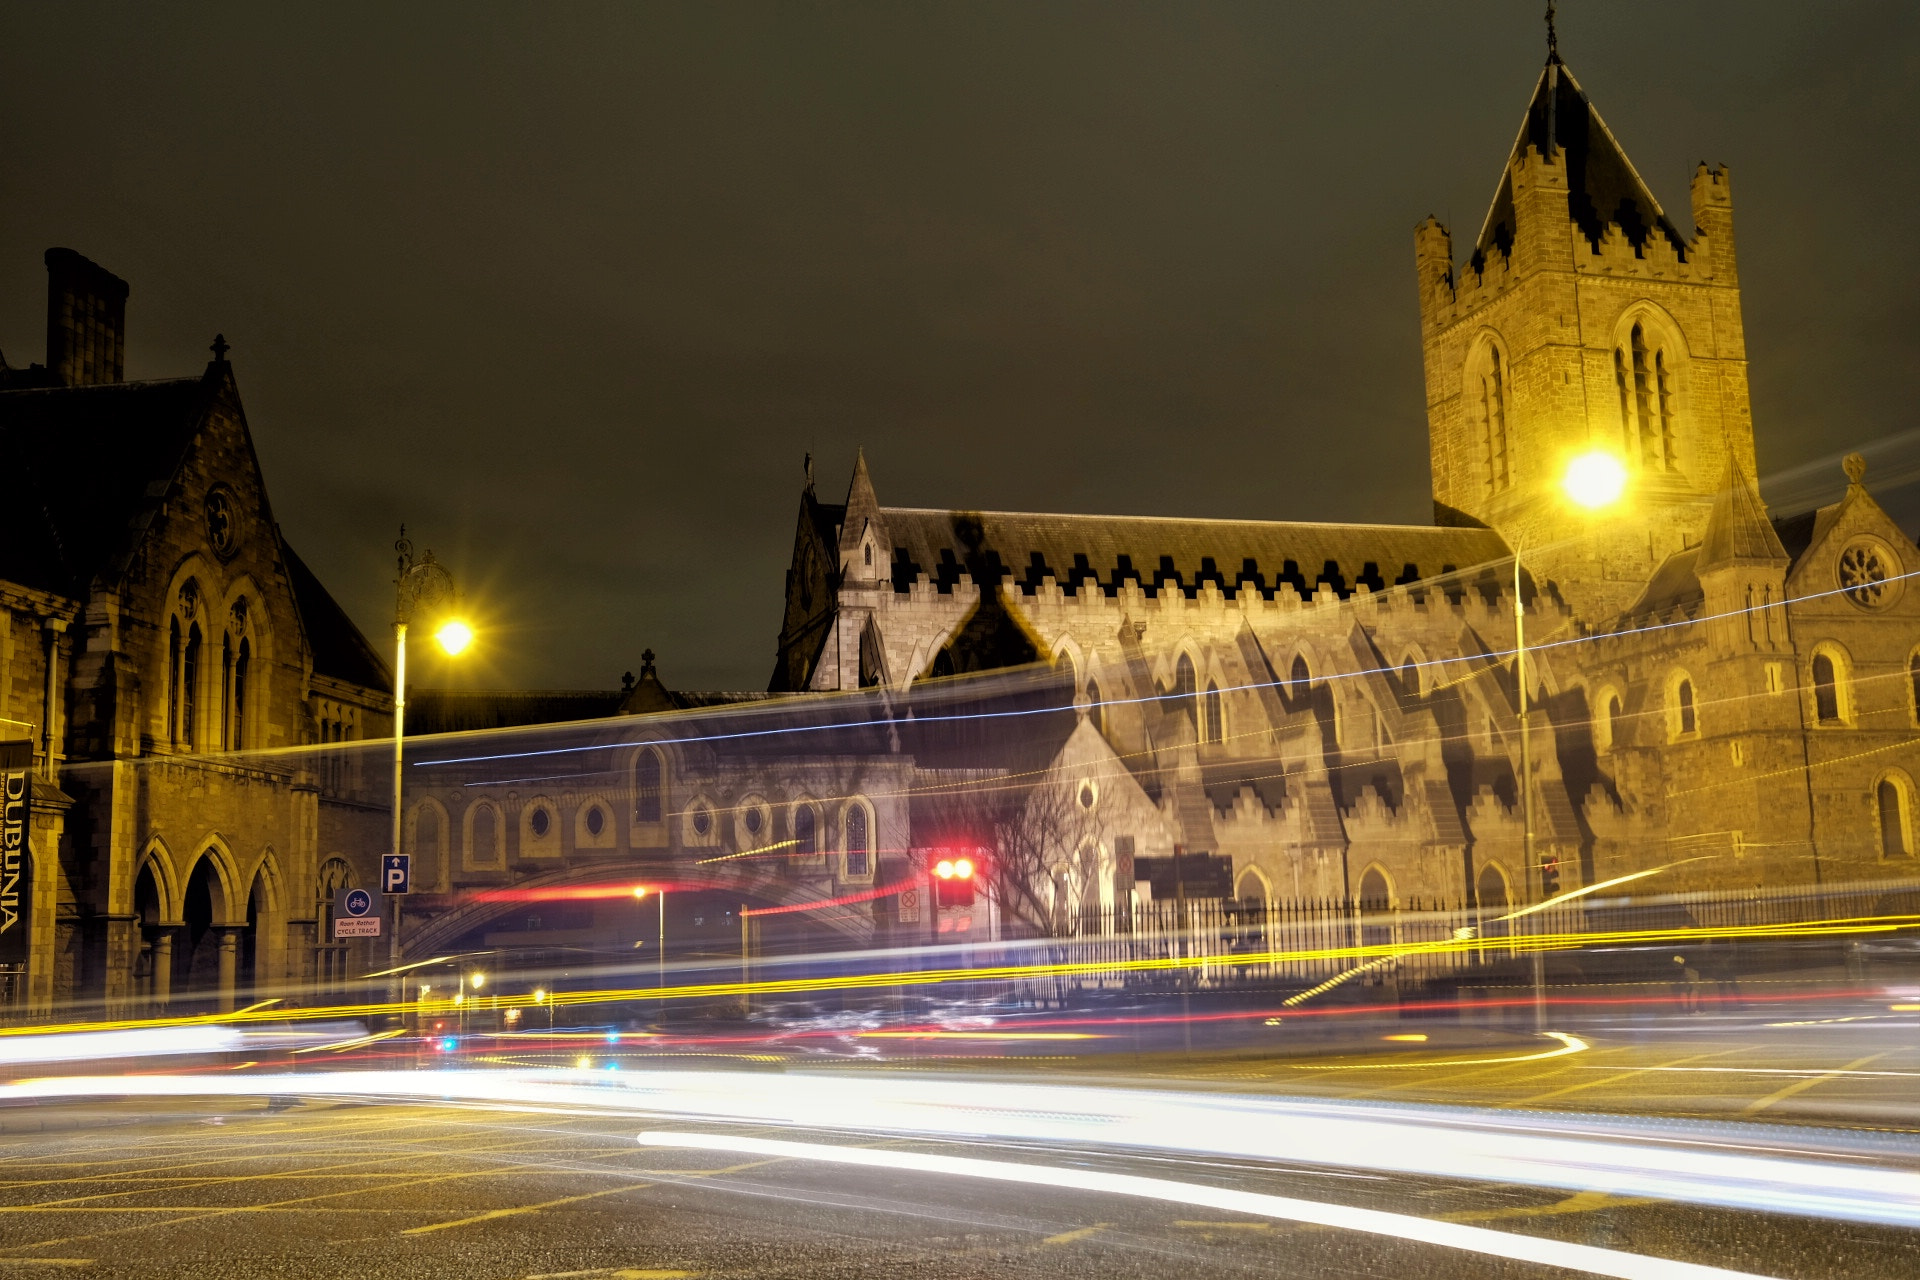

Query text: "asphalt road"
[0, 1019, 1916, 1279]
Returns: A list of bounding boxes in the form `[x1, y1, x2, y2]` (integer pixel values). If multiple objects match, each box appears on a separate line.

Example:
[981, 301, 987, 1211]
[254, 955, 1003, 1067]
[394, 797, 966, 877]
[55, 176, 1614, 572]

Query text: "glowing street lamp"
[388, 528, 474, 984]
[1514, 451, 1628, 1028]
[1562, 449, 1628, 510]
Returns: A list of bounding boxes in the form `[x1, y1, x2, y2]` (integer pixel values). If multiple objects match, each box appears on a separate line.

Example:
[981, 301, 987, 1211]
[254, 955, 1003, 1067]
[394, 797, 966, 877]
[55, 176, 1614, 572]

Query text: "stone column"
[216, 929, 238, 1013]
[150, 931, 173, 1008]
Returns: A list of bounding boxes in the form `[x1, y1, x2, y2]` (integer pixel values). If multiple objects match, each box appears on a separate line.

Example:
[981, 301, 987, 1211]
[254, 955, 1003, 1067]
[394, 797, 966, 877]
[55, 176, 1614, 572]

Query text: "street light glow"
[469, 972, 485, 990]
[434, 618, 475, 656]
[1563, 450, 1628, 509]
[633, 886, 648, 899]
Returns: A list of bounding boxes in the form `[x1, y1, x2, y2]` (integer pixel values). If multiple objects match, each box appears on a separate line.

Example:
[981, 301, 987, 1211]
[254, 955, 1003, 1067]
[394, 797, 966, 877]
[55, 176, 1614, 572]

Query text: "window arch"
[1878, 772, 1914, 859]
[1085, 677, 1105, 736]
[167, 618, 182, 745]
[464, 800, 504, 871]
[1201, 681, 1224, 745]
[1467, 337, 1512, 494]
[408, 799, 448, 889]
[1593, 686, 1624, 753]
[1172, 653, 1198, 727]
[182, 622, 202, 748]
[1666, 671, 1699, 741]
[1808, 643, 1854, 727]
[1615, 317, 1682, 474]
[231, 638, 251, 750]
[631, 746, 667, 844]
[842, 799, 873, 879]
[220, 633, 234, 750]
[1289, 654, 1312, 698]
[1357, 866, 1394, 950]
[1476, 862, 1512, 943]
[791, 800, 822, 869]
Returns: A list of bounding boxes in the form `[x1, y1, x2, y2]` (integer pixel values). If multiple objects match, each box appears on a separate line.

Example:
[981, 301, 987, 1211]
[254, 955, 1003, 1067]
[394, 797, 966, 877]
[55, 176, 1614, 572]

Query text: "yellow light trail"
[1, 912, 1913, 1041]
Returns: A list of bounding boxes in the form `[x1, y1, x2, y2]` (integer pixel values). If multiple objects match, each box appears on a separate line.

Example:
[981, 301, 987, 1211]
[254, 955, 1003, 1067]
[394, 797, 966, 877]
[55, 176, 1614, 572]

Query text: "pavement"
[0, 1016, 1915, 1279]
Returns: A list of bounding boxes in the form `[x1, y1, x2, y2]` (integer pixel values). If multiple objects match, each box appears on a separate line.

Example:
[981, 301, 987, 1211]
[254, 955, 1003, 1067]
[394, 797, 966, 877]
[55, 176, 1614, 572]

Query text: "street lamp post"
[389, 528, 474, 1000]
[1518, 450, 1628, 1030]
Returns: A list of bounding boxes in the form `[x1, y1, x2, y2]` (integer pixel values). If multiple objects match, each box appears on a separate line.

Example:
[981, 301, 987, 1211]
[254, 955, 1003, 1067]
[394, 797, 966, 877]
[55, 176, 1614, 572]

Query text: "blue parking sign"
[382, 853, 411, 896]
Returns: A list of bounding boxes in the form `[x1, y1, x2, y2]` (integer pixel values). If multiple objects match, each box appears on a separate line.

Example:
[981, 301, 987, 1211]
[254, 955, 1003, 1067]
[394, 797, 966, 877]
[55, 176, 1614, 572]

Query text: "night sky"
[4, 3, 1918, 692]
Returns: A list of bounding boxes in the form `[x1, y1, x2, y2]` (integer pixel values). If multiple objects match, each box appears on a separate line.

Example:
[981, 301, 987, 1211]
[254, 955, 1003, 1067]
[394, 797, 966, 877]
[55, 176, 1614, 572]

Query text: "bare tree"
[920, 769, 1098, 938]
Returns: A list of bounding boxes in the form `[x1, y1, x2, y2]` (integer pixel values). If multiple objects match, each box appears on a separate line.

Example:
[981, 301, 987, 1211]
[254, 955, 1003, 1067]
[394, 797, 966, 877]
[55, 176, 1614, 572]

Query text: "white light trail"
[1, 1069, 1915, 1229]
[637, 1130, 1783, 1280]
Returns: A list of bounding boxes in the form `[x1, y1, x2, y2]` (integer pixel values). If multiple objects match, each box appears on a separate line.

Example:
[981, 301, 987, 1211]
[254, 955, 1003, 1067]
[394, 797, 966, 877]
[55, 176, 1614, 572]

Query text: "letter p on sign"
[383, 854, 411, 895]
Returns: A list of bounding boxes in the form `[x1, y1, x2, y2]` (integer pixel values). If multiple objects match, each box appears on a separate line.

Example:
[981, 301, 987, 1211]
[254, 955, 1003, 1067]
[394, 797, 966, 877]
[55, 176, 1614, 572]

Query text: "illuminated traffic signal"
[934, 852, 976, 908]
[1540, 857, 1560, 900]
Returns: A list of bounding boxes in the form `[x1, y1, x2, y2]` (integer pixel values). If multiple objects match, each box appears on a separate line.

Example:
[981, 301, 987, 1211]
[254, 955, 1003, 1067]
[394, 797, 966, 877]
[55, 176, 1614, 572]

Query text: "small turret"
[838, 448, 887, 587]
[1690, 163, 1737, 284]
[1413, 216, 1454, 326]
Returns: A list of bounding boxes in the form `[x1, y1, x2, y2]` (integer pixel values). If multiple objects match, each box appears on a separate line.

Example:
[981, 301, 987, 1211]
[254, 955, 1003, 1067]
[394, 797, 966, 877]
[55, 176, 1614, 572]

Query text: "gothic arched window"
[1085, 678, 1105, 736]
[1477, 345, 1511, 493]
[1202, 681, 1224, 745]
[843, 802, 871, 878]
[1173, 653, 1198, 726]
[167, 618, 182, 745]
[182, 623, 202, 748]
[793, 803, 819, 862]
[633, 748, 664, 825]
[1878, 776, 1911, 858]
[220, 634, 234, 751]
[1289, 654, 1311, 697]
[1674, 676, 1697, 738]
[1812, 652, 1841, 725]
[232, 639, 250, 751]
[1617, 321, 1679, 473]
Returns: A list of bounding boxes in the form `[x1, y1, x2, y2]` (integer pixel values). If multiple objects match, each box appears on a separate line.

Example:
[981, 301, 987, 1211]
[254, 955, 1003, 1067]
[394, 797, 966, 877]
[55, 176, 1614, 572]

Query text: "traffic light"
[934, 853, 976, 908]
[1540, 857, 1560, 900]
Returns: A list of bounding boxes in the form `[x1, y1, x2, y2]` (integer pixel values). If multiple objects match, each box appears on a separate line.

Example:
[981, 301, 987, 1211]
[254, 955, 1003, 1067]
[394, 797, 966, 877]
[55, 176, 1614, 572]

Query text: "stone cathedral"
[5, 45, 1920, 1012]
[770, 49, 1920, 921]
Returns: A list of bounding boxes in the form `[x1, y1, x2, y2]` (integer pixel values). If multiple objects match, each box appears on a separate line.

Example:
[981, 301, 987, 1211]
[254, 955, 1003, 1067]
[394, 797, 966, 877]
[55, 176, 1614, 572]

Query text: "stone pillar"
[216, 929, 239, 1013]
[150, 931, 173, 1008]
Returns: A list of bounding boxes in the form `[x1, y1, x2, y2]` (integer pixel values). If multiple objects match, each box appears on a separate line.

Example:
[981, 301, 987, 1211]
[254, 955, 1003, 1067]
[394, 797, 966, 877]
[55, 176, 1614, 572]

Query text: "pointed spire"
[1472, 48, 1688, 266]
[837, 447, 886, 569]
[1697, 461, 1788, 571]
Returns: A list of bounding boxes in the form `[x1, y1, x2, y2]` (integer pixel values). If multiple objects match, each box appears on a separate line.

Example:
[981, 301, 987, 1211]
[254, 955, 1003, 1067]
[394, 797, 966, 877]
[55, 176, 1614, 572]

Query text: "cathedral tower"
[1417, 50, 1753, 617]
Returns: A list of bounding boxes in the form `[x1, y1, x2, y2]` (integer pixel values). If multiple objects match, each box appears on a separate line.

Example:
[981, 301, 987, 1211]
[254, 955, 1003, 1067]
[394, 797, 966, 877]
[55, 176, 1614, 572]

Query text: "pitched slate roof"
[1475, 56, 1689, 266]
[281, 540, 392, 694]
[0, 373, 214, 596]
[879, 507, 1511, 601]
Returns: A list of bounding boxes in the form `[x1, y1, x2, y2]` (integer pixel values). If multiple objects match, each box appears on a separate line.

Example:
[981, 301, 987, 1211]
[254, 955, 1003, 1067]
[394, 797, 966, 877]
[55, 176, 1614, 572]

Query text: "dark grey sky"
[5, 2, 1918, 691]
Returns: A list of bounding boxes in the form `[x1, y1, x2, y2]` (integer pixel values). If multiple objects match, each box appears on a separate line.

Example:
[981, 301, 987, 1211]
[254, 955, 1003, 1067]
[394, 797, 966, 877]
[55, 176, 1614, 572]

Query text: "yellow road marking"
[1501, 1046, 1747, 1108]
[1438, 1189, 1658, 1223]
[526, 1271, 699, 1279]
[404, 1183, 651, 1235]
[406, 1157, 781, 1238]
[1040, 1223, 1109, 1245]
[1740, 1053, 1887, 1116]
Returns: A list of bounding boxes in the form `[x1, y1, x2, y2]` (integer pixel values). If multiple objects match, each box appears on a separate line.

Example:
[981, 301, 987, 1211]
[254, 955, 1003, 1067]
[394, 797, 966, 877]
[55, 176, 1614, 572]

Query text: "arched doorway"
[238, 867, 273, 1001]
[1476, 863, 1511, 942]
[178, 854, 234, 1010]
[1357, 868, 1393, 951]
[133, 861, 171, 1009]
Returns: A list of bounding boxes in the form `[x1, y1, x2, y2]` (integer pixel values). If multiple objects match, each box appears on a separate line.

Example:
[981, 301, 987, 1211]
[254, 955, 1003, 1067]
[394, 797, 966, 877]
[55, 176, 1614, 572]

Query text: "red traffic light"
[934, 856, 974, 880]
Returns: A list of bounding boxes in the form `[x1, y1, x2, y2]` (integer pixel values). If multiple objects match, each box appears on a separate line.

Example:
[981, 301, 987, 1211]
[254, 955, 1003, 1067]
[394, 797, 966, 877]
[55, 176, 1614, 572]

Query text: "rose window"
[1839, 542, 1891, 609]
